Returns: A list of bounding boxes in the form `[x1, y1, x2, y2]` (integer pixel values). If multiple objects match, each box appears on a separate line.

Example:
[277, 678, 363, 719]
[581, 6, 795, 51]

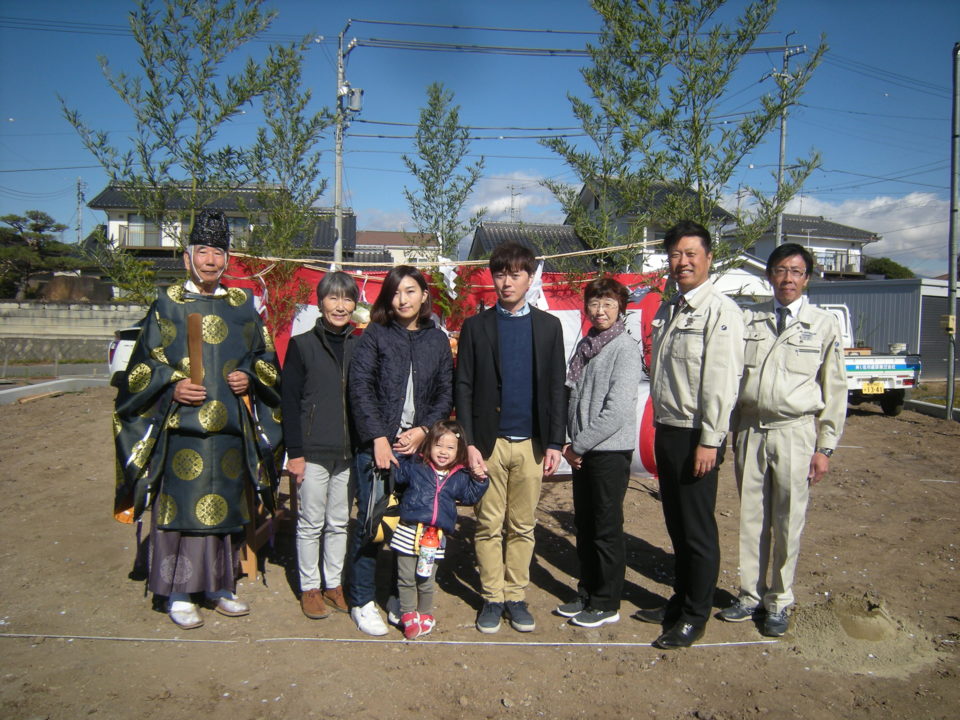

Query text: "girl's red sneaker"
[401, 611, 421, 640]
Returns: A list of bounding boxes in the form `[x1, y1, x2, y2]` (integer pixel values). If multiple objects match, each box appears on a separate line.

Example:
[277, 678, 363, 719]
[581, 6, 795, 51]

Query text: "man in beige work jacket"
[635, 220, 744, 649]
[719, 243, 847, 637]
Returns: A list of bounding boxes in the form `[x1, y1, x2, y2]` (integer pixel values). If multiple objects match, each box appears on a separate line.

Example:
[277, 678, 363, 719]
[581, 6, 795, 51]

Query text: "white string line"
[0, 632, 237, 644]
[256, 637, 779, 648]
[0, 631, 777, 649]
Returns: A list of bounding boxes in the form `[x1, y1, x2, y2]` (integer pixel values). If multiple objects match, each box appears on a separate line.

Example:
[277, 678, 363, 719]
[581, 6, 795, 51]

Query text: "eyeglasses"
[586, 300, 619, 312]
[770, 267, 807, 278]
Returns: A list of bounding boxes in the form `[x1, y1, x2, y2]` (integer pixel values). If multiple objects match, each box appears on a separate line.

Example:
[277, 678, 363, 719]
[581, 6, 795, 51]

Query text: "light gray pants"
[734, 419, 816, 613]
[296, 459, 353, 591]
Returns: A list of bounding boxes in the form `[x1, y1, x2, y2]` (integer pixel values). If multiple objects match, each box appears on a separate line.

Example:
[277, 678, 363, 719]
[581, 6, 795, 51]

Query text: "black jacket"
[348, 320, 454, 446]
[281, 319, 358, 463]
[455, 305, 567, 458]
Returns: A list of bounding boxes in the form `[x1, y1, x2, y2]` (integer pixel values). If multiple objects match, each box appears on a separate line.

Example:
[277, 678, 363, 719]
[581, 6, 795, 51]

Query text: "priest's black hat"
[188, 209, 230, 250]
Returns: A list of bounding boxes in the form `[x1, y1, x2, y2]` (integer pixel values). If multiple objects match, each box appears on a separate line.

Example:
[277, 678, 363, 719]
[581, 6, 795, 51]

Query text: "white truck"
[819, 303, 921, 417]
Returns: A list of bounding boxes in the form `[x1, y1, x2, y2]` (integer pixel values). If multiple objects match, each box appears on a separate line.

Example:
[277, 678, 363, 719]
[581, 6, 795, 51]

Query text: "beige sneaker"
[300, 588, 330, 619]
[322, 585, 349, 613]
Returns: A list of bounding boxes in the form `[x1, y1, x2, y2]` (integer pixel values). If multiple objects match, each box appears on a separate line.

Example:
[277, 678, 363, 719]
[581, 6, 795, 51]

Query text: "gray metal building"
[807, 278, 959, 381]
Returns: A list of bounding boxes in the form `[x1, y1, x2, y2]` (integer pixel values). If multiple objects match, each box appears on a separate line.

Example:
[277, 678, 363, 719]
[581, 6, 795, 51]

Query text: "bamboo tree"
[60, 0, 323, 303]
[402, 82, 486, 261]
[245, 43, 331, 336]
[543, 0, 825, 273]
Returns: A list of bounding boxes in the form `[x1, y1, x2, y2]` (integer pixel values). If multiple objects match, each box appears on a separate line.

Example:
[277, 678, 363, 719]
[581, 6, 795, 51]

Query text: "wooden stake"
[187, 313, 204, 385]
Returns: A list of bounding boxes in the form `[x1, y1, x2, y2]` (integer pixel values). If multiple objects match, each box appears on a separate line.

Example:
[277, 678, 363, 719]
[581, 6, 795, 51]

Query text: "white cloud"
[357, 171, 568, 235]
[785, 193, 951, 277]
[356, 207, 412, 232]
[467, 172, 565, 225]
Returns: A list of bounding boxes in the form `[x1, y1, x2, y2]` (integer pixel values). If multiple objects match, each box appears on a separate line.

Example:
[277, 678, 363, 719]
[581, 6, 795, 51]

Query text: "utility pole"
[334, 21, 362, 269]
[774, 34, 806, 247]
[75, 177, 86, 244]
[946, 42, 959, 419]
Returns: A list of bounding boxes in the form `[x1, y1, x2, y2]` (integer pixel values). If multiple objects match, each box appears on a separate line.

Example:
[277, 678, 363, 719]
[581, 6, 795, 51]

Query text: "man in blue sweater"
[455, 242, 567, 633]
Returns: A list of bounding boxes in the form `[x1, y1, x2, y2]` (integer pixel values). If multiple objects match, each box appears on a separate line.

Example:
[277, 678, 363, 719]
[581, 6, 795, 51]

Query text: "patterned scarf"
[566, 318, 626, 387]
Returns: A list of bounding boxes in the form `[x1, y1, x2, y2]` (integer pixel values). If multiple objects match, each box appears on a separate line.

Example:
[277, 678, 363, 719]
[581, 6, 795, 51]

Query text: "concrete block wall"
[0, 301, 148, 363]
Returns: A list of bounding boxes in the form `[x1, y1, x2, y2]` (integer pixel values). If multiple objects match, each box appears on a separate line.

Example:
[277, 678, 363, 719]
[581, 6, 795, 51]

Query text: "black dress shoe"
[631, 606, 666, 624]
[653, 622, 705, 649]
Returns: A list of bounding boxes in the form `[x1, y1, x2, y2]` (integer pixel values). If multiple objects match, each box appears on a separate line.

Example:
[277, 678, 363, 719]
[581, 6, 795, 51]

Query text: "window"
[121, 214, 162, 247]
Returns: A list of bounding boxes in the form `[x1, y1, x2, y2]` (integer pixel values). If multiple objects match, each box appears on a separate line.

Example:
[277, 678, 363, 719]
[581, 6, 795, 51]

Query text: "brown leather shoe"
[322, 585, 349, 613]
[301, 589, 330, 619]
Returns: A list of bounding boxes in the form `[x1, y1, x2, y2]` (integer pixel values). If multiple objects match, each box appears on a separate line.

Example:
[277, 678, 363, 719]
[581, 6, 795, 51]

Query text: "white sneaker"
[168, 600, 203, 629]
[386, 595, 401, 627]
[351, 600, 389, 636]
[205, 591, 250, 617]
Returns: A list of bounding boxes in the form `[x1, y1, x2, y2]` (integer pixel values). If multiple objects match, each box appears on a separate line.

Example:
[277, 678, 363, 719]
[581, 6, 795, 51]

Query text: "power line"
[349, 131, 588, 141]
[344, 148, 565, 161]
[794, 116, 942, 156]
[0, 16, 130, 37]
[355, 118, 584, 131]
[348, 18, 782, 38]
[0, 183, 75, 199]
[798, 102, 947, 122]
[827, 52, 949, 93]
[822, 54, 950, 99]
[355, 37, 589, 57]
[0, 15, 327, 45]
[806, 165, 949, 193]
[0, 164, 101, 173]
[878, 219, 949, 235]
[353, 36, 803, 58]
[349, 18, 599, 35]
[814, 166, 949, 191]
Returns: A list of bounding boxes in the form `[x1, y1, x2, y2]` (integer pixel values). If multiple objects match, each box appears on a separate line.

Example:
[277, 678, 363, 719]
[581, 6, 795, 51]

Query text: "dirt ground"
[1, 386, 958, 720]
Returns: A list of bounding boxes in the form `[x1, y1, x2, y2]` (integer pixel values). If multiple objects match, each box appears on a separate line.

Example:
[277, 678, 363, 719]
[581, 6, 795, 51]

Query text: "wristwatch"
[816, 447, 834, 458]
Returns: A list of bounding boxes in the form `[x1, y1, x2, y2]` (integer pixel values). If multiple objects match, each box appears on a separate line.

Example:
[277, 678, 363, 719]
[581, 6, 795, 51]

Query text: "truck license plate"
[861, 381, 885, 394]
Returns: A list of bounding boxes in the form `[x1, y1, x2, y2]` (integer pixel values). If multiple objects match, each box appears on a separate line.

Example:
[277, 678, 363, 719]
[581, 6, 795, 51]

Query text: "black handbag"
[363, 465, 402, 545]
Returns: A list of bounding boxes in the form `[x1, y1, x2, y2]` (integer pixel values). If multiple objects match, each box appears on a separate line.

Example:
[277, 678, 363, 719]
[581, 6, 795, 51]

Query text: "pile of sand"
[787, 592, 939, 677]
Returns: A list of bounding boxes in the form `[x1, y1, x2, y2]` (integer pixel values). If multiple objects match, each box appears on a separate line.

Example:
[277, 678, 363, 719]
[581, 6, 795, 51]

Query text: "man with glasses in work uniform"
[719, 243, 847, 637]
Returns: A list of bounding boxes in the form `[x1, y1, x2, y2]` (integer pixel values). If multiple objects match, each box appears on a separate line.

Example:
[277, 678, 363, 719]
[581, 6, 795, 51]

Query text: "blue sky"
[1, 0, 957, 276]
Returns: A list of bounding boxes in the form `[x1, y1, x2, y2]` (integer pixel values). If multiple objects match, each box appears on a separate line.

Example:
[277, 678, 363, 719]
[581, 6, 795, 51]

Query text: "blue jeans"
[347, 449, 385, 607]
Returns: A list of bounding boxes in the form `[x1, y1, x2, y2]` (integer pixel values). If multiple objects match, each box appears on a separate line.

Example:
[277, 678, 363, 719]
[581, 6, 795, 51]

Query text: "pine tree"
[0, 211, 85, 299]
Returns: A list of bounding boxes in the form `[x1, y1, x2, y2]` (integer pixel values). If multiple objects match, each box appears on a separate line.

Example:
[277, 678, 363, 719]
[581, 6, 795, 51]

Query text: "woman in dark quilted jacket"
[346, 265, 454, 636]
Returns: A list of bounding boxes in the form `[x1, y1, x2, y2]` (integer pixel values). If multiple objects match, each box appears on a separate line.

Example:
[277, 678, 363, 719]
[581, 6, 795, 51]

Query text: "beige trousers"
[474, 438, 544, 603]
[734, 419, 816, 613]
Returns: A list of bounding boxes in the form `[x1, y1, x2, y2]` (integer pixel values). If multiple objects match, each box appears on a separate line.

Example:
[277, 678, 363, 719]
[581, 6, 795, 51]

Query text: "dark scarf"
[566, 318, 625, 387]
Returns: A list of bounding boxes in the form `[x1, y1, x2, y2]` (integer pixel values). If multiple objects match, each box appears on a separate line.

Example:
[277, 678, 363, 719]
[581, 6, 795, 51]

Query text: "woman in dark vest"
[281, 272, 360, 620]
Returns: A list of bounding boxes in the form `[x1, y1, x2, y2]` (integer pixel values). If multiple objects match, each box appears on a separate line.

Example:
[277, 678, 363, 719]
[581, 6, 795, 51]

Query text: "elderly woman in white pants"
[281, 272, 360, 619]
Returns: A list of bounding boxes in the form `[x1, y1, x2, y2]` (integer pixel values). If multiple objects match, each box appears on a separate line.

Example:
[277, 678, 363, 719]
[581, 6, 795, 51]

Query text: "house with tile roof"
[731, 213, 881, 277]
[86, 183, 392, 284]
[467, 222, 596, 272]
[355, 230, 439, 265]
